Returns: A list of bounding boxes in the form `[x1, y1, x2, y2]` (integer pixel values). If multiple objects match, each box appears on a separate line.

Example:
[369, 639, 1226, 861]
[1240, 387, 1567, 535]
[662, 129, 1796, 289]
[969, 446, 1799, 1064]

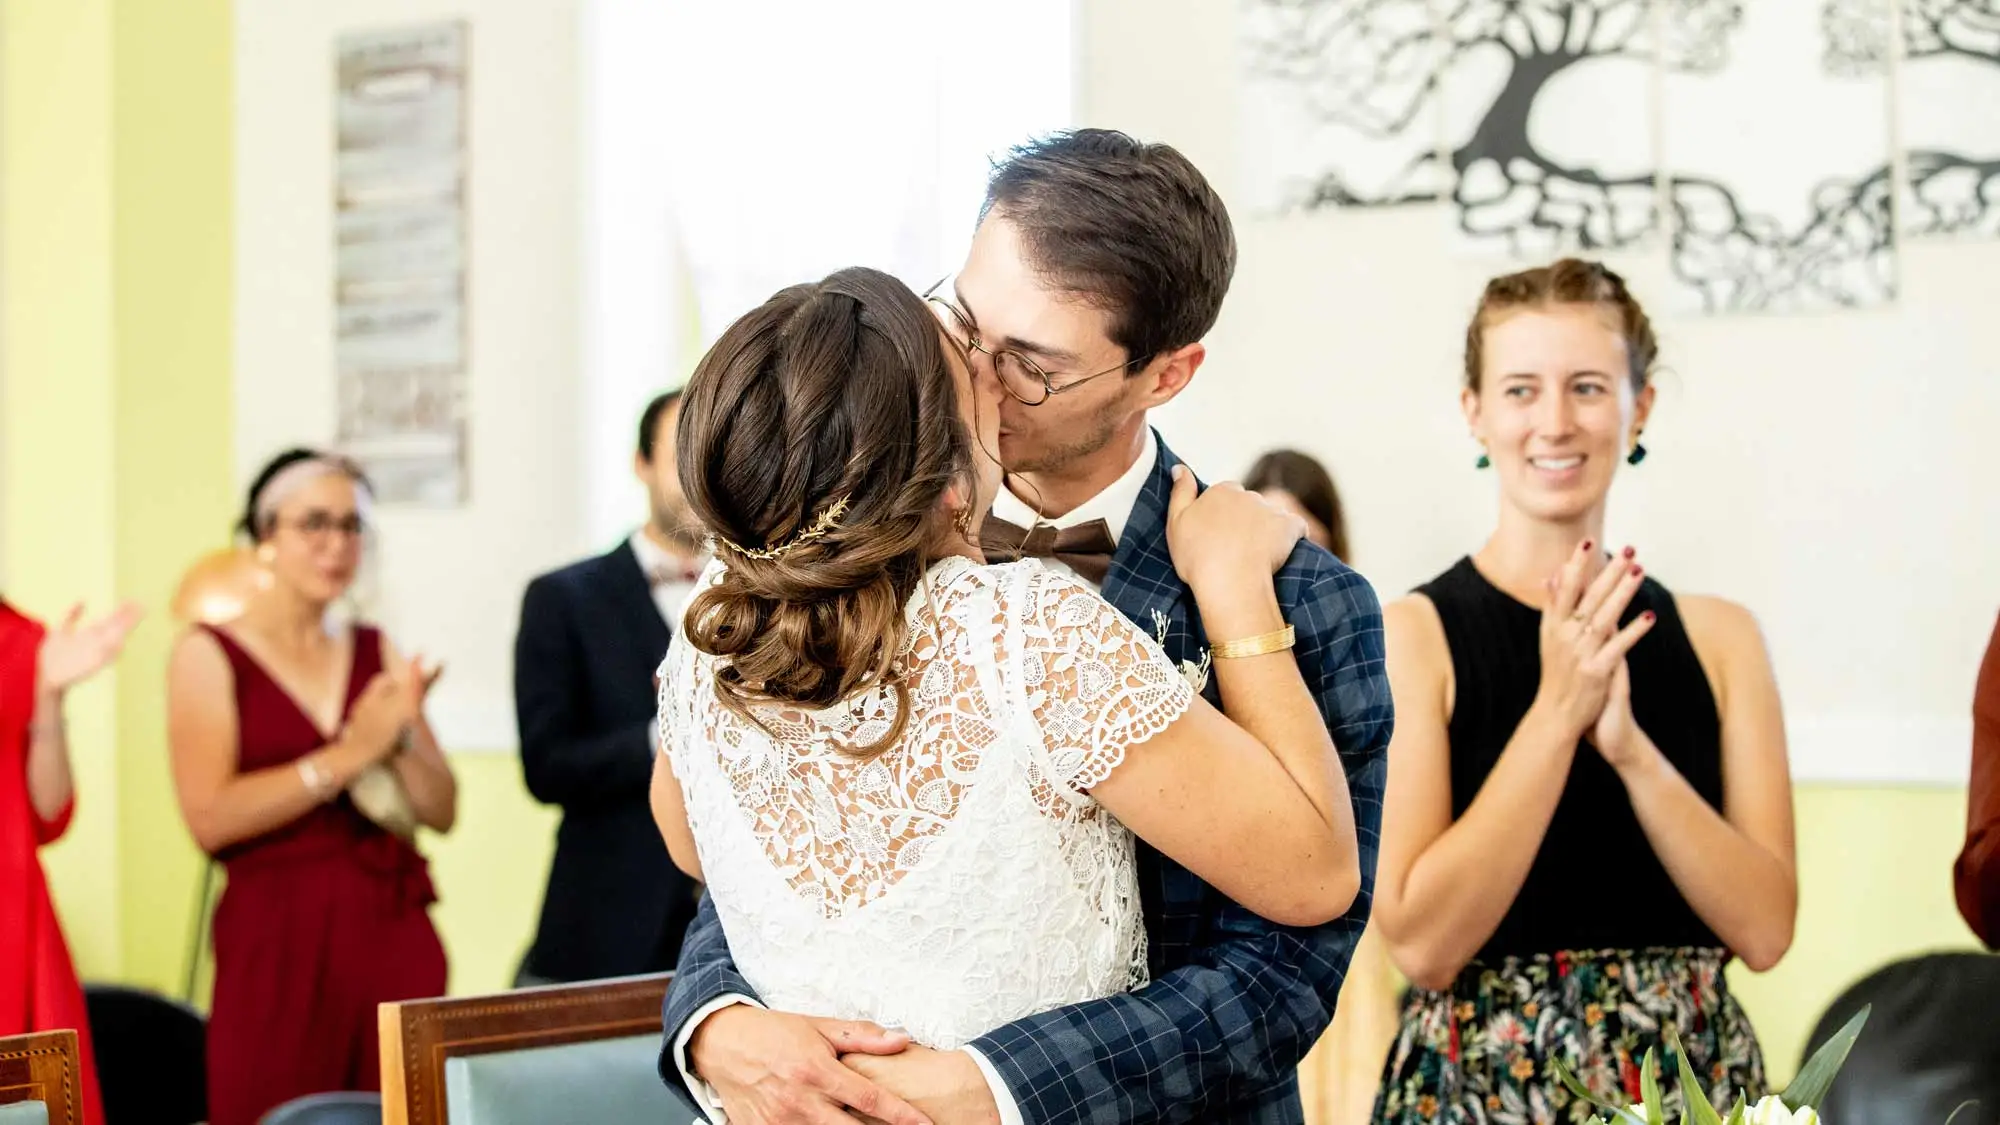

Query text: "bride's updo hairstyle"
[675, 266, 976, 749]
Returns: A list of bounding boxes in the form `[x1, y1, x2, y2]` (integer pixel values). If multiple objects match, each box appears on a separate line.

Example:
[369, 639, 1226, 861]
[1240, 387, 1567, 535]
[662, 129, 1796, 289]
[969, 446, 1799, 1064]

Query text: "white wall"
[1087, 0, 1997, 784]
[577, 0, 686, 551]
[236, 0, 583, 749]
[577, 0, 1076, 550]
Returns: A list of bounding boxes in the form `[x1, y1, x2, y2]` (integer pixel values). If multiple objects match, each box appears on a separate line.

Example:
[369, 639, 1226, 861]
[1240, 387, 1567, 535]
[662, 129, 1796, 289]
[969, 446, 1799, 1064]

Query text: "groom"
[660, 130, 1392, 1125]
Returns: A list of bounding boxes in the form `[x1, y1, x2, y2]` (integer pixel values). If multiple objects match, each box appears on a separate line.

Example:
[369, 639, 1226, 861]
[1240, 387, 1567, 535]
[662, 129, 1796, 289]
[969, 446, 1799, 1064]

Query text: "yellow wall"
[3, 0, 124, 975]
[2, 0, 235, 993]
[110, 0, 237, 995]
[1729, 786, 1976, 1082]
[426, 754, 559, 995]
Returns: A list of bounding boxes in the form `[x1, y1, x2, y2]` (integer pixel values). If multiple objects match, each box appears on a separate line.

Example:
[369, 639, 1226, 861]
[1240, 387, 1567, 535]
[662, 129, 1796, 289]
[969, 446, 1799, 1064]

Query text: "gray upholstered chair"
[259, 1091, 383, 1125]
[379, 973, 700, 1125]
[444, 1035, 686, 1123]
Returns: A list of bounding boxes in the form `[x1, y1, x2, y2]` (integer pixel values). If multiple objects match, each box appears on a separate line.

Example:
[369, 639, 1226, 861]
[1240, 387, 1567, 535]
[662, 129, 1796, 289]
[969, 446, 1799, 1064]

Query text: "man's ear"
[1139, 341, 1206, 409]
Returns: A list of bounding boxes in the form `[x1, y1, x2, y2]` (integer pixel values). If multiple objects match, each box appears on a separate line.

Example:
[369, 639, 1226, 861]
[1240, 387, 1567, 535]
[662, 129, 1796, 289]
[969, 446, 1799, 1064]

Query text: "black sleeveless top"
[1416, 556, 1725, 962]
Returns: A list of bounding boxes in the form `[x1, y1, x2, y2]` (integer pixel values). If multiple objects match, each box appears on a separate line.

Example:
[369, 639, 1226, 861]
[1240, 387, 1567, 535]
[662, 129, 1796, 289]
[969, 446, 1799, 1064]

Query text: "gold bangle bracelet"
[1211, 624, 1296, 660]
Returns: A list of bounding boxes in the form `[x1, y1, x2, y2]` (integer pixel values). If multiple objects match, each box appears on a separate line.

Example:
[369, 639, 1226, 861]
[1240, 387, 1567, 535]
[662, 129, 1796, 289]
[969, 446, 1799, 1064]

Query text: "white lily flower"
[1747, 1095, 1819, 1125]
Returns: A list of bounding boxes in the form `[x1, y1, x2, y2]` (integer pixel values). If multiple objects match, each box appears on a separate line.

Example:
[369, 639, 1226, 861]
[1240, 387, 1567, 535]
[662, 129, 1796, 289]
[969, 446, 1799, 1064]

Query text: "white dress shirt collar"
[988, 429, 1158, 545]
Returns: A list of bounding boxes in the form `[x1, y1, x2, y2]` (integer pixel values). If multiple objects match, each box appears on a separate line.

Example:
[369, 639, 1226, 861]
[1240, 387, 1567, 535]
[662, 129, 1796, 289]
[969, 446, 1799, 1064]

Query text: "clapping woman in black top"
[1371, 260, 1797, 1125]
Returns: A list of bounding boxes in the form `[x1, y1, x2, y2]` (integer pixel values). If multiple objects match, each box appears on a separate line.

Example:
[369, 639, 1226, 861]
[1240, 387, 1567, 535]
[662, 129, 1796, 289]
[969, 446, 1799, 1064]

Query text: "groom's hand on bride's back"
[687, 1005, 932, 1125]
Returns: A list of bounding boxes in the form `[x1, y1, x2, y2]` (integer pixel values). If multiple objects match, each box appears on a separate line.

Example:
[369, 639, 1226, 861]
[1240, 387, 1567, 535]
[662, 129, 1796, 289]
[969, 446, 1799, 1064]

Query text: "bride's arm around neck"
[1026, 568, 1360, 928]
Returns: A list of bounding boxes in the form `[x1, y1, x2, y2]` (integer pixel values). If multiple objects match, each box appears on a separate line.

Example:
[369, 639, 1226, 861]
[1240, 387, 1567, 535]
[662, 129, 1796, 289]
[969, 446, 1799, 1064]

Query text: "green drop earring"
[1475, 452, 1491, 469]
[1627, 431, 1648, 465]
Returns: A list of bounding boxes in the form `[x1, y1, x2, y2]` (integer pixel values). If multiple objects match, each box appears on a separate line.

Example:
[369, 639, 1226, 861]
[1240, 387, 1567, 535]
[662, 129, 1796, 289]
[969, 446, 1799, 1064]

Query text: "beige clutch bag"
[349, 761, 418, 840]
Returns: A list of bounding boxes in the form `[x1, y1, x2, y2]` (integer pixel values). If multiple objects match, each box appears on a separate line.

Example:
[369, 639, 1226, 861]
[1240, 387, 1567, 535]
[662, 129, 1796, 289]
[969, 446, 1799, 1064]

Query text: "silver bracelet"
[297, 755, 334, 800]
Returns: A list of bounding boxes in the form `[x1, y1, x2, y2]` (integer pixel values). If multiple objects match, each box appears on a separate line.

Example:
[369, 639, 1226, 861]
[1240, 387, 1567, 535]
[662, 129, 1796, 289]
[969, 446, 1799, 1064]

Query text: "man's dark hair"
[638, 388, 685, 462]
[983, 129, 1236, 365]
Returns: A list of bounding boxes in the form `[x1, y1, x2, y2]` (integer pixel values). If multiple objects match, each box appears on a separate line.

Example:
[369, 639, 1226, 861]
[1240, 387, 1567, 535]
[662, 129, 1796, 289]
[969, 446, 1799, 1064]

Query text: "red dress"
[199, 623, 447, 1125]
[0, 602, 105, 1125]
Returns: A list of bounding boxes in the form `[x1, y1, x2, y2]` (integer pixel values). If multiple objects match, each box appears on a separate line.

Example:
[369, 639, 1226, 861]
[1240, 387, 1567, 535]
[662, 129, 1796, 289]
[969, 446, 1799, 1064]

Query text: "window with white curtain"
[580, 0, 1076, 545]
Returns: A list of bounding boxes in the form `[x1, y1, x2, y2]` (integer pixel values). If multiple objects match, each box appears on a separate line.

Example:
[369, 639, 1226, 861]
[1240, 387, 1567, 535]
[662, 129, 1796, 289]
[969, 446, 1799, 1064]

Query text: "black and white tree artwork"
[1239, 0, 1449, 213]
[1662, 0, 1896, 313]
[1893, 0, 2000, 238]
[1236, 0, 1921, 314]
[1438, 0, 1685, 259]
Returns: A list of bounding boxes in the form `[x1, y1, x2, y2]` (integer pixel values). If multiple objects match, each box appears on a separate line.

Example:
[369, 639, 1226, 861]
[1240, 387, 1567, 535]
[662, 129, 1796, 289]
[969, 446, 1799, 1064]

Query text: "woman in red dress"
[1, 597, 142, 1125]
[167, 450, 457, 1125]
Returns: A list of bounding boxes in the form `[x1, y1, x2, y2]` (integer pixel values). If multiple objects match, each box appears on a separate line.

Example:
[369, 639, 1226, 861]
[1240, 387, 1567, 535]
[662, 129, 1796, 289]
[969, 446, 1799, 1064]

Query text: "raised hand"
[1165, 466, 1308, 592]
[1536, 540, 1655, 739]
[1589, 658, 1649, 770]
[342, 672, 415, 767]
[406, 652, 442, 696]
[37, 602, 144, 695]
[397, 652, 444, 705]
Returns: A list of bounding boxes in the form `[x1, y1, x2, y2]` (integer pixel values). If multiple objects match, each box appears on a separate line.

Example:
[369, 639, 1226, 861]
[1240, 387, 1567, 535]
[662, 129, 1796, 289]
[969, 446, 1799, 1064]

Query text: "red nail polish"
[1642, 610, 1656, 622]
[1630, 564, 1642, 577]
[1622, 546, 1635, 559]
[1580, 540, 1593, 552]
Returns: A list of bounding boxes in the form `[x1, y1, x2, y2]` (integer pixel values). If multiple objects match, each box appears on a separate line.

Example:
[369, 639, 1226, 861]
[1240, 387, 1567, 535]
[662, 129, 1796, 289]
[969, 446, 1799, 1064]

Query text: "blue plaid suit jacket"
[659, 435, 1392, 1124]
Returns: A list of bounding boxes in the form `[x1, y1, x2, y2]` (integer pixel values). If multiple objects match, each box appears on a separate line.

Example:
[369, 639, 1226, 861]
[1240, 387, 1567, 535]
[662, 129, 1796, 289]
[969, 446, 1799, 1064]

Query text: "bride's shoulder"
[655, 622, 709, 697]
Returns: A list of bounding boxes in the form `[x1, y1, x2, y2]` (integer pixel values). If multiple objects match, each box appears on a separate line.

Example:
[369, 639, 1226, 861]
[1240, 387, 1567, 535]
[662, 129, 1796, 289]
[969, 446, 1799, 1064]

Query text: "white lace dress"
[655, 556, 1196, 1049]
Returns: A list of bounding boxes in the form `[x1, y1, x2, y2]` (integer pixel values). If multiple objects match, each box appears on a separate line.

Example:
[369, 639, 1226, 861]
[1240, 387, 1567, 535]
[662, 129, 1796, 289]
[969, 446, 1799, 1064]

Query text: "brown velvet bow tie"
[980, 516, 1118, 585]
[647, 561, 702, 587]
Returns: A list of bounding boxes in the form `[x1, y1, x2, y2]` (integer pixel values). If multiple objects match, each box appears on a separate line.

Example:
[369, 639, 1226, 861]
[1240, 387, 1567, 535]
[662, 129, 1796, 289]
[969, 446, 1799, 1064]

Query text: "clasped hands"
[1535, 538, 1659, 771]
[687, 1004, 999, 1125]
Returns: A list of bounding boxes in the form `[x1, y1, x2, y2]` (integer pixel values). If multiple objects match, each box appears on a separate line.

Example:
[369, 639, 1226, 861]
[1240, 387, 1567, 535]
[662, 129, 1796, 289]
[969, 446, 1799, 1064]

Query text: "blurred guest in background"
[513, 391, 703, 987]
[1246, 447, 1349, 561]
[2, 596, 141, 1125]
[1371, 260, 1795, 1124]
[1956, 611, 2000, 948]
[168, 449, 455, 1125]
[1247, 448, 1398, 1124]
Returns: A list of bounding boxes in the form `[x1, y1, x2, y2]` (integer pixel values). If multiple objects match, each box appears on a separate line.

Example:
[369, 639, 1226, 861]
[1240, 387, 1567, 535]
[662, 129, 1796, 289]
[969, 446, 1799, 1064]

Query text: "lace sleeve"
[1012, 566, 1195, 797]
[655, 634, 693, 779]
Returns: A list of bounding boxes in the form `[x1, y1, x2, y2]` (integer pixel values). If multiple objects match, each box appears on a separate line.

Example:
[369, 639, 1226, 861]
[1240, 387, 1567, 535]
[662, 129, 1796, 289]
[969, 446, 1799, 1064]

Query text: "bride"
[649, 267, 1359, 1077]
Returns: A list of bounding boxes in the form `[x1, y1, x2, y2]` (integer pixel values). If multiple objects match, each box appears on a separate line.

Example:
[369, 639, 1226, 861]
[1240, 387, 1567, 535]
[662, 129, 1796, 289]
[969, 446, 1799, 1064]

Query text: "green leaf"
[1554, 1057, 1616, 1112]
[1642, 1048, 1666, 1125]
[1722, 1098, 1746, 1125]
[1665, 1025, 1725, 1125]
[1782, 1004, 1869, 1112]
[1553, 1055, 1643, 1125]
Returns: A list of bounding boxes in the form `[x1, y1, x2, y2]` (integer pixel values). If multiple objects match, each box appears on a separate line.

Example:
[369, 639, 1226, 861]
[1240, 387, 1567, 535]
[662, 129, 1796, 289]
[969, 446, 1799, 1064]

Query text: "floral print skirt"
[1371, 948, 1765, 1125]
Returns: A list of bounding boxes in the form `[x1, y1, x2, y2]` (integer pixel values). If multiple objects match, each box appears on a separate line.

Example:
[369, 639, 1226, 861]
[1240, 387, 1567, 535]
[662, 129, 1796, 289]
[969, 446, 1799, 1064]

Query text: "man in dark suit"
[514, 391, 705, 986]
